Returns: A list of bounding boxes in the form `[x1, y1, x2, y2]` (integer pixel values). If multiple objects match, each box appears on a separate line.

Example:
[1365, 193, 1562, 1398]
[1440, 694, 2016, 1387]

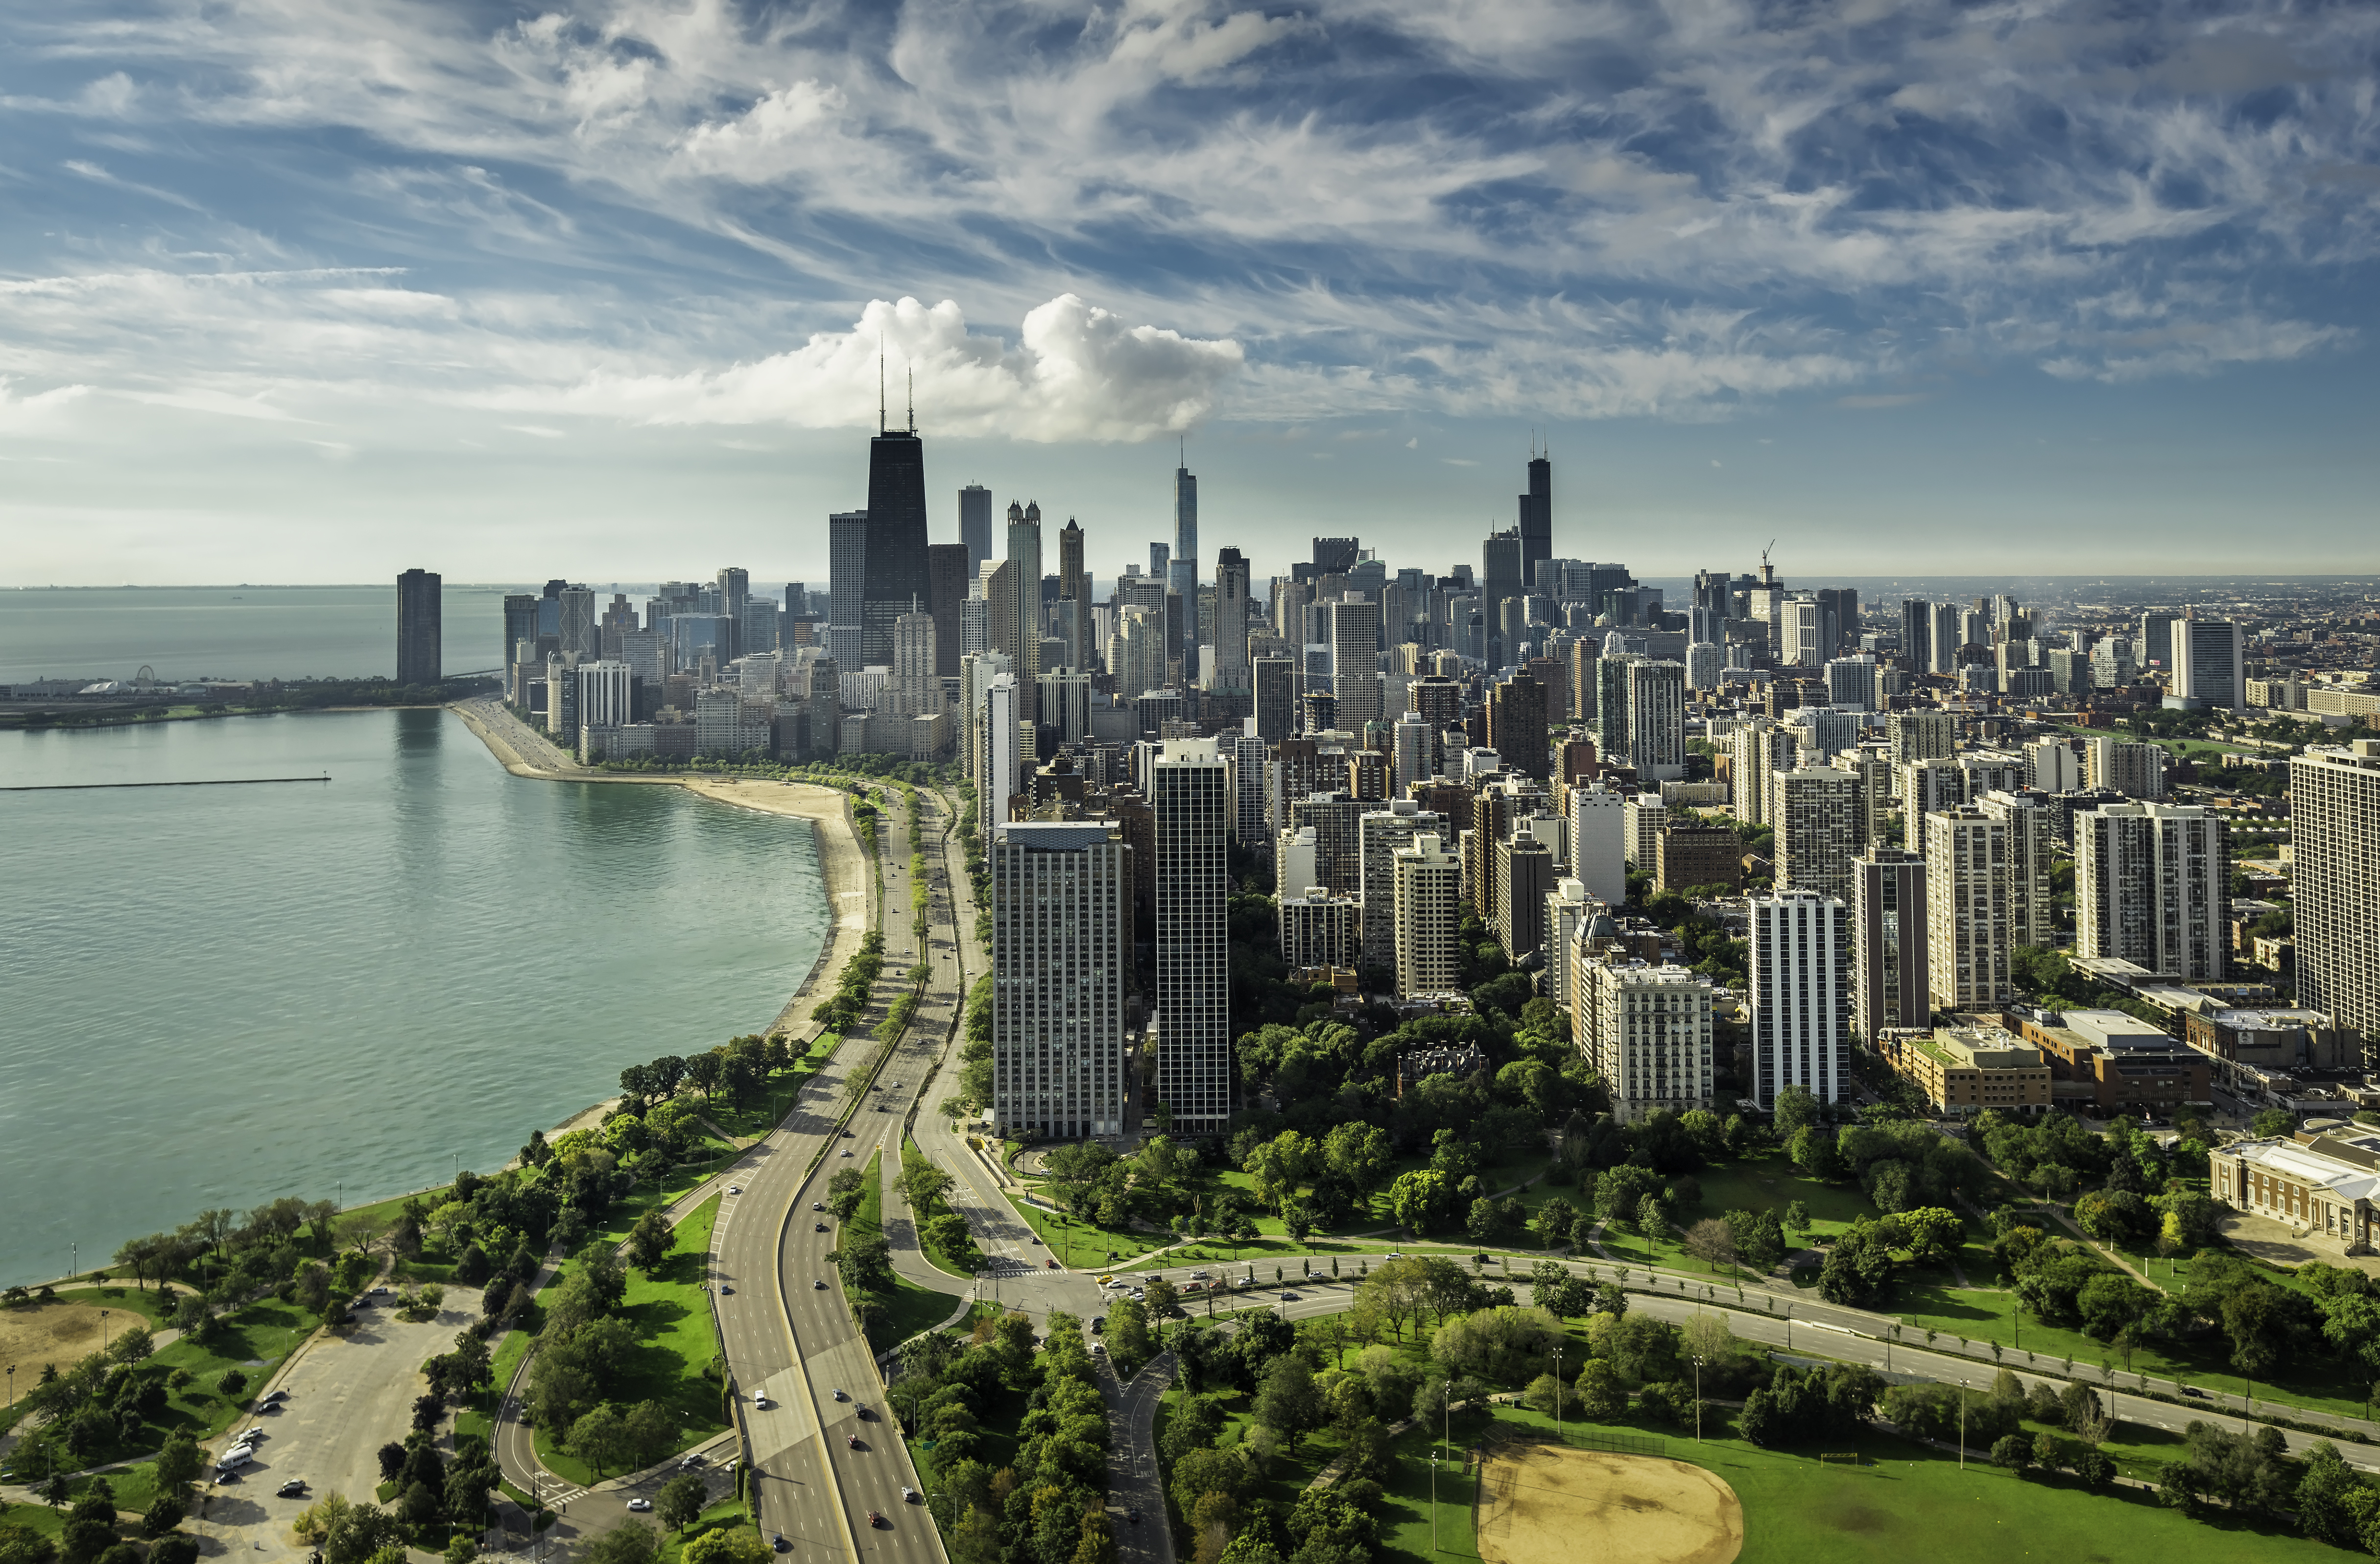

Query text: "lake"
[0, 707, 827, 1287]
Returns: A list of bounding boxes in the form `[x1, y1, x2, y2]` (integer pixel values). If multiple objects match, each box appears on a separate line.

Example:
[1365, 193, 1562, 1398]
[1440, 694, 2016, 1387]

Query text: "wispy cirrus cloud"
[0, 0, 2371, 439]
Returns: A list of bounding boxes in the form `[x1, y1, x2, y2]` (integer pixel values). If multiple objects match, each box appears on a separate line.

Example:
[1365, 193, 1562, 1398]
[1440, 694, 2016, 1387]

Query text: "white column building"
[1747, 890, 1849, 1109]
[1926, 806, 2011, 1012]
[2291, 741, 2380, 1037]
[2074, 803, 2230, 981]
[1393, 832, 1463, 999]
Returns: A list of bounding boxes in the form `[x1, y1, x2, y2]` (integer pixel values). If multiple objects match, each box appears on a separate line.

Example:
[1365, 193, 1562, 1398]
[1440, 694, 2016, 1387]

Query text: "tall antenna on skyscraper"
[878, 338, 886, 435]
[907, 368, 915, 435]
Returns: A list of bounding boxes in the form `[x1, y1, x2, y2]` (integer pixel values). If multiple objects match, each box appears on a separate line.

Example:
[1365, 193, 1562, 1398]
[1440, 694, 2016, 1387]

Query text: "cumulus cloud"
[530, 294, 1244, 442]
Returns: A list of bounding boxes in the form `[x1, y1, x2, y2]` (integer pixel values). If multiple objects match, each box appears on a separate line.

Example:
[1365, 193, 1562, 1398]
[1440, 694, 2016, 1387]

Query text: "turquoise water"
[0, 708, 827, 1287]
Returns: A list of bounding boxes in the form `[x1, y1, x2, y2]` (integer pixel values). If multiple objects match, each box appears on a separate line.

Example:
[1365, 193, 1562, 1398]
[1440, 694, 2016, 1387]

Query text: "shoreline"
[447, 699, 874, 1040]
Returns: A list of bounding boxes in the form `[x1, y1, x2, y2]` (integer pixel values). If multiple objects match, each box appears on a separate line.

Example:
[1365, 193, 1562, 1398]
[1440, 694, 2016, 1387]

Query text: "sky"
[2, 0, 2377, 588]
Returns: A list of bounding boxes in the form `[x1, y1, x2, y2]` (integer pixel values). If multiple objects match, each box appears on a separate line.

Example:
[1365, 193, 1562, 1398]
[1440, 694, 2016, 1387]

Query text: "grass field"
[529, 1195, 729, 1485]
[849, 1150, 966, 1354]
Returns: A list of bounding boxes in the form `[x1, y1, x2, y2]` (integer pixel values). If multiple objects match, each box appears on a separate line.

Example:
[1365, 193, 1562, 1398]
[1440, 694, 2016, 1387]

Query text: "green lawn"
[1455, 1404, 2344, 1564]
[529, 1195, 729, 1485]
[849, 1149, 967, 1354]
[48, 1284, 186, 1328]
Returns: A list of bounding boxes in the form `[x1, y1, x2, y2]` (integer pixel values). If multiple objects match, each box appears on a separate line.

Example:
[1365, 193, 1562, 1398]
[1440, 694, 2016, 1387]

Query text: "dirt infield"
[0, 1299, 115, 1370]
[1477, 1443, 1744, 1564]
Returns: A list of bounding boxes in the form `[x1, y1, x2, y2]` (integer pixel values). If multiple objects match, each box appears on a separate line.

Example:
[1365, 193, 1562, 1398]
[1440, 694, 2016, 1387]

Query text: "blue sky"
[1, 0, 2376, 586]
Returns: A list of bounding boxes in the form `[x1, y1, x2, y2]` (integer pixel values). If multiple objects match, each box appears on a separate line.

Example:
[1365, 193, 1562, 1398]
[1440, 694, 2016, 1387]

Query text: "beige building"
[1773, 766, 1858, 902]
[2290, 740, 2380, 1040]
[1572, 953, 1717, 1122]
[1279, 885, 1360, 972]
[1393, 832, 1463, 1001]
[1885, 1026, 2051, 1116]
[1927, 806, 2012, 1012]
[2211, 1128, 2380, 1255]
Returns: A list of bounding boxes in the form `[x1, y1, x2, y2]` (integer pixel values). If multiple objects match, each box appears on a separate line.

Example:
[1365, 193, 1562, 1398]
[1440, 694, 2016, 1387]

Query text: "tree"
[1899, 1208, 1963, 1267]
[568, 1404, 633, 1478]
[679, 1528, 767, 1564]
[1682, 1218, 1736, 1271]
[1637, 1194, 1670, 1251]
[377, 1444, 409, 1484]
[444, 1539, 480, 1564]
[900, 1160, 955, 1212]
[2251, 1108, 2294, 1140]
[1683, 1311, 1733, 1370]
[1572, 1359, 1628, 1420]
[1990, 1433, 2034, 1474]
[1254, 1355, 1324, 1451]
[1774, 1085, 1819, 1138]
[583, 1523, 665, 1564]
[625, 1211, 674, 1275]
[139, 1497, 185, 1540]
[656, 1475, 707, 1533]
[152, 1432, 202, 1493]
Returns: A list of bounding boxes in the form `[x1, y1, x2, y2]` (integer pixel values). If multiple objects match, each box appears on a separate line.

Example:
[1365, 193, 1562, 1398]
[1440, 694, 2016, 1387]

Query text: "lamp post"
[100, 1310, 111, 1354]
[1551, 1347, 1564, 1440]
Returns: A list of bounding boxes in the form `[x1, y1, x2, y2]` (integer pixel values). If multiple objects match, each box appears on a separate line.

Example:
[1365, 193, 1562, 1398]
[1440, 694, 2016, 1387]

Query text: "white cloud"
[525, 294, 1244, 442]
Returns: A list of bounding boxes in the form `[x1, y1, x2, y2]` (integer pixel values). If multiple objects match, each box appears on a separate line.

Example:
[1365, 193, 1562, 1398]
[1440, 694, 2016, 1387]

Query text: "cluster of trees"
[1165, 1317, 1401, 1564]
[1633, 889, 1750, 991]
[826, 1165, 897, 1341]
[889, 1312, 1115, 1564]
[0, 1471, 203, 1564]
[2007, 948, 2180, 1037]
[523, 1245, 683, 1477]
[618, 1035, 804, 1121]
[816, 932, 887, 1035]
[368, 1422, 503, 1541]
[956, 975, 993, 1109]
[1784, 1109, 1989, 1215]
[899, 1156, 984, 1275]
[1737, 1362, 1881, 1447]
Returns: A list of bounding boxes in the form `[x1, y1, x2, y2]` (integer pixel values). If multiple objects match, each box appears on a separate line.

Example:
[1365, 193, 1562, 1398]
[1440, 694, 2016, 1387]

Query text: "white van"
[216, 1447, 255, 1472]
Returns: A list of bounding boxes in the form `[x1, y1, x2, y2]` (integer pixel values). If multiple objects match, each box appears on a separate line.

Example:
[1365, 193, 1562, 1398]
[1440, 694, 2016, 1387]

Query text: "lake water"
[0, 584, 524, 684]
[0, 708, 828, 1287]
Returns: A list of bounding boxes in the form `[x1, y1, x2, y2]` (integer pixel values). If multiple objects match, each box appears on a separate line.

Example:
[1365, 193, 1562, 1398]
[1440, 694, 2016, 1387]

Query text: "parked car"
[626, 1499, 652, 1513]
[275, 1480, 307, 1498]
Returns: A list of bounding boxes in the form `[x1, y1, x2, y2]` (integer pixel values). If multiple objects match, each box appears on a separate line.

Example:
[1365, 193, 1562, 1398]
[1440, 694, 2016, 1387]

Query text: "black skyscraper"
[862, 413, 930, 667]
[1517, 446, 1551, 585]
[926, 542, 970, 679]
[397, 569, 442, 685]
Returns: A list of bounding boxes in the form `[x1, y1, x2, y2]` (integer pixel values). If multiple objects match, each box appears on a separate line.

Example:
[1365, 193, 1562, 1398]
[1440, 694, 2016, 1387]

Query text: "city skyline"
[3, 3, 2378, 581]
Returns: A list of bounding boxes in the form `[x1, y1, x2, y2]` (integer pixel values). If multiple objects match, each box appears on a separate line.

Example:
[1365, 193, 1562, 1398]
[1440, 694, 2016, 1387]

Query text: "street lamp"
[1551, 1347, 1564, 1439]
[100, 1310, 110, 1354]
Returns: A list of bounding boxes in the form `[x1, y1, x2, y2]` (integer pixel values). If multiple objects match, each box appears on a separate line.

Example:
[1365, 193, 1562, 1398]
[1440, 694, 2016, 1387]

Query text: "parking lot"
[190, 1288, 483, 1560]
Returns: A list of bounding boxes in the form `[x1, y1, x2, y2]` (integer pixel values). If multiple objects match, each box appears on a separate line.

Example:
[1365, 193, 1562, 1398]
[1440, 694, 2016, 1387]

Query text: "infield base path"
[1477, 1444, 1744, 1564]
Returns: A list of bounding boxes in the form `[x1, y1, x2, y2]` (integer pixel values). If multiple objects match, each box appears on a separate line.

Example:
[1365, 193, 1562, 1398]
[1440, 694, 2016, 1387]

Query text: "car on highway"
[815, 1221, 829, 1231]
[625, 1499, 652, 1513]
[1090, 1317, 1104, 1333]
[2183, 1386, 2208, 1398]
[866, 1512, 885, 1529]
[754, 1395, 773, 1410]
[846, 1434, 860, 1449]
[729, 1185, 743, 1195]
[840, 1149, 854, 1157]
[1189, 1271, 1210, 1280]
[772, 1535, 788, 1553]
[1047, 1259, 1060, 1269]
[719, 1284, 735, 1295]
[679, 1454, 708, 1469]
[1280, 1291, 1300, 1302]
[813, 1279, 826, 1289]
[832, 1388, 849, 1401]
[902, 1487, 918, 1503]
[263, 1390, 290, 1404]
[276, 1480, 308, 1498]
[370, 1285, 389, 1296]
[812, 1202, 826, 1211]
[1096, 1274, 1114, 1284]
[1384, 1252, 1405, 1260]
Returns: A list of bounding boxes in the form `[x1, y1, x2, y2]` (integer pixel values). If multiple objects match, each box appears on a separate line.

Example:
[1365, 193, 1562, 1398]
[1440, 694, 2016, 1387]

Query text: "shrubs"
[1736, 1364, 1881, 1448]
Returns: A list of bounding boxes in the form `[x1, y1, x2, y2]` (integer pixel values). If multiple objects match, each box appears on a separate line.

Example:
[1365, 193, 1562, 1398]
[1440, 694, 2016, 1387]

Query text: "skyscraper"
[1517, 446, 1551, 585]
[1899, 598, 1931, 673]
[2172, 616, 2244, 711]
[1169, 459, 1198, 660]
[990, 822, 1129, 1140]
[396, 569, 441, 685]
[1926, 806, 2011, 1011]
[2290, 740, 2380, 1037]
[1057, 518, 1086, 673]
[1326, 596, 1383, 730]
[828, 511, 868, 672]
[1624, 660, 1688, 782]
[958, 484, 993, 576]
[557, 586, 598, 661]
[2074, 803, 2230, 981]
[502, 593, 539, 673]
[862, 409, 930, 667]
[1152, 739, 1231, 1133]
[1393, 832, 1463, 999]
[1774, 766, 1858, 902]
[1486, 673, 1549, 780]
[926, 543, 970, 679]
[715, 567, 749, 657]
[1481, 529, 1523, 668]
[1253, 657, 1295, 745]
[1747, 890, 1848, 1109]
[1213, 547, 1251, 687]
[1004, 502, 1044, 718]
[1851, 849, 1928, 1042]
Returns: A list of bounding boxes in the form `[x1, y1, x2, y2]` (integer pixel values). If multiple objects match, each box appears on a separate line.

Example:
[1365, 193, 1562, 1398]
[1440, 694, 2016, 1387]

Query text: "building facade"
[1851, 848, 1929, 1042]
[1572, 956, 1717, 1122]
[1926, 806, 2011, 1012]
[1747, 890, 1849, 1109]
[1393, 833, 1463, 999]
[1152, 739, 1231, 1132]
[990, 822, 1129, 1140]
[2290, 741, 2380, 1039]
[2074, 802, 2230, 982]
[396, 569, 441, 685]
